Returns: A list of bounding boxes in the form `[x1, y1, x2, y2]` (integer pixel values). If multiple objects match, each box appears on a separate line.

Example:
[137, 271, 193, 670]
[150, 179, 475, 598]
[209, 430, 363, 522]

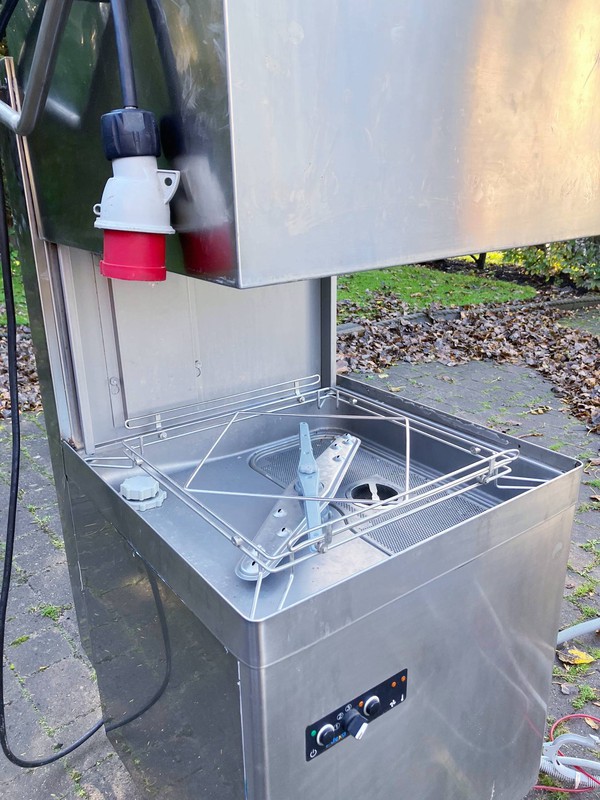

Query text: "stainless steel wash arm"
[0, 0, 73, 136]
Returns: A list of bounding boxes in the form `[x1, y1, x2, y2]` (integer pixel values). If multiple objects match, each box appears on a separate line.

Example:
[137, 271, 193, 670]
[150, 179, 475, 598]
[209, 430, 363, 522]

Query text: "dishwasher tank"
[0, 1, 595, 798]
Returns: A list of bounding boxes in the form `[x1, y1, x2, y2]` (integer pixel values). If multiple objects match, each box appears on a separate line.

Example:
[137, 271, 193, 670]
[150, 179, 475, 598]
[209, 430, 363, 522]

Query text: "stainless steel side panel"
[8, 1, 600, 286]
[67, 480, 245, 799]
[240, 509, 572, 800]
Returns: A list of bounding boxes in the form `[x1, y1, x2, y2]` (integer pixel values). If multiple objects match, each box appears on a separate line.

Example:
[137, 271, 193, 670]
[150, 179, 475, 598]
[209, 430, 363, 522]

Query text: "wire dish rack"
[90, 376, 547, 614]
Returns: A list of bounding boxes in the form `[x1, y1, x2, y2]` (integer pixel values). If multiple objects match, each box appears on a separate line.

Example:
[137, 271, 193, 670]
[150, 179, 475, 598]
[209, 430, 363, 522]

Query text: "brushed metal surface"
[7, 1, 600, 286]
[52, 245, 323, 447]
[225, 0, 600, 284]
[69, 481, 245, 799]
[62, 387, 581, 669]
[239, 508, 572, 800]
[64, 454, 576, 800]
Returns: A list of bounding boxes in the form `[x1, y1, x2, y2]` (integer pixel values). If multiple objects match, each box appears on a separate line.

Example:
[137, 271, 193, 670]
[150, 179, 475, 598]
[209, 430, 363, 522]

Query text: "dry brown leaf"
[585, 717, 600, 730]
[528, 406, 552, 415]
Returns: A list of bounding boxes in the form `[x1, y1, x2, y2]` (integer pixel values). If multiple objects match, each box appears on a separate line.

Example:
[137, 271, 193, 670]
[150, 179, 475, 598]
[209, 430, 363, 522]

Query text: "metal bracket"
[0, 1, 74, 136]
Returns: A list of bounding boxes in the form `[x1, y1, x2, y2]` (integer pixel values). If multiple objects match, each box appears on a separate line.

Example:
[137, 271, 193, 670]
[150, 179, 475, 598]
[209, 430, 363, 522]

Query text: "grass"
[31, 603, 71, 622]
[9, 634, 30, 647]
[0, 245, 29, 326]
[572, 579, 598, 598]
[578, 502, 600, 514]
[581, 539, 600, 555]
[337, 263, 537, 319]
[573, 684, 597, 710]
[535, 773, 569, 798]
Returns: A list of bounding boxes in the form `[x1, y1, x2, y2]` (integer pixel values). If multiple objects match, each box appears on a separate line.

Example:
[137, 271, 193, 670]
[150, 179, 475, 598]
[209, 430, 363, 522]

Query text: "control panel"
[305, 669, 408, 761]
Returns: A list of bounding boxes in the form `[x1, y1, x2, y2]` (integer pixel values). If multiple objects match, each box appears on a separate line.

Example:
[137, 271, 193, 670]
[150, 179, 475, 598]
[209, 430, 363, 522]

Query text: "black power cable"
[0, 0, 170, 768]
[0, 158, 107, 767]
[0, 0, 21, 40]
[0, 156, 172, 765]
[110, 0, 138, 108]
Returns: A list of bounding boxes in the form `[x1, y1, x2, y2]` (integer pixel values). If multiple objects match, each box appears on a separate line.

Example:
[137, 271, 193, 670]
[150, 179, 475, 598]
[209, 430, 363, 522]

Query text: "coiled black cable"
[0, 0, 20, 40]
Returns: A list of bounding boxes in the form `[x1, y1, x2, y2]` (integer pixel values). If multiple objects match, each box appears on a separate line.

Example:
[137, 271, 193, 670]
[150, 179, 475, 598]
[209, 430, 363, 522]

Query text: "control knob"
[343, 708, 368, 740]
[316, 724, 335, 747]
[363, 695, 381, 718]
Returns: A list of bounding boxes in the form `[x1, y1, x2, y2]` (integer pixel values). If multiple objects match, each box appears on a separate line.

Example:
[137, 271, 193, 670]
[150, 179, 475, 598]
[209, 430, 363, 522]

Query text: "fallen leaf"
[388, 386, 404, 393]
[560, 683, 572, 695]
[557, 648, 596, 665]
[585, 717, 600, 730]
[590, 495, 600, 503]
[336, 295, 600, 431]
[528, 406, 552, 415]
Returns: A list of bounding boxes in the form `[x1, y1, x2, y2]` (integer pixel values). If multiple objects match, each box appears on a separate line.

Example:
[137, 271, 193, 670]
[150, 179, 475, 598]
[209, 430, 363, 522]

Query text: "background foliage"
[504, 238, 600, 291]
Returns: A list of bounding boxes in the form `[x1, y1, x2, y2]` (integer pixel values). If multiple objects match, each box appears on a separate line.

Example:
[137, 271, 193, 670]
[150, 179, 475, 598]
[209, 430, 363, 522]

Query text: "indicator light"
[401, 676, 406, 682]
[391, 681, 397, 688]
[311, 730, 317, 737]
[358, 701, 364, 708]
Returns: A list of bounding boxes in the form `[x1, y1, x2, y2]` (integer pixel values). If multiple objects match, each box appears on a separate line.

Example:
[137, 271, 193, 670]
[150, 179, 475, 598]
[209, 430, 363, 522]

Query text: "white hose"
[540, 733, 600, 790]
[557, 619, 600, 646]
[539, 759, 598, 789]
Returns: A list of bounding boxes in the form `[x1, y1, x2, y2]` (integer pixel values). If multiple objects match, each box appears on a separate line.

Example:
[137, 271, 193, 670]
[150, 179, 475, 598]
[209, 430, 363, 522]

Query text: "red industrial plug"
[93, 109, 180, 281]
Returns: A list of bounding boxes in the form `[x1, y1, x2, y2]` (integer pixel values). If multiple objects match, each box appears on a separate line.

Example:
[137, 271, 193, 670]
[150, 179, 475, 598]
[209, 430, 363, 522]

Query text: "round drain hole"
[350, 482, 397, 502]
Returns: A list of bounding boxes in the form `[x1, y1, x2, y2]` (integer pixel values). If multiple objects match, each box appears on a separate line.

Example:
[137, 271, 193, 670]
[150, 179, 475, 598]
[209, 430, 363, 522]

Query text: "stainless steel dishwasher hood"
[0, 1, 594, 798]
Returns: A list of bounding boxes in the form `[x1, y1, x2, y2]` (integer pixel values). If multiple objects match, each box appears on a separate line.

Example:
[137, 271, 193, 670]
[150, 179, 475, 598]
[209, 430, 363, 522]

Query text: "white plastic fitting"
[94, 156, 180, 234]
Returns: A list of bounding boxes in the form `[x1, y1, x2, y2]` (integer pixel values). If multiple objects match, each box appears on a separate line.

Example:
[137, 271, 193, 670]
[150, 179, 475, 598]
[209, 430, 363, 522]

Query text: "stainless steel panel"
[225, 0, 600, 284]
[44, 245, 323, 447]
[68, 480, 245, 799]
[8, 1, 600, 286]
[62, 445, 575, 800]
[240, 508, 572, 800]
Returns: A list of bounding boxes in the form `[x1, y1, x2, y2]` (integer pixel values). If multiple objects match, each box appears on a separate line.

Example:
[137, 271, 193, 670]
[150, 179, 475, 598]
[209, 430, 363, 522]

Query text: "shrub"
[503, 238, 600, 291]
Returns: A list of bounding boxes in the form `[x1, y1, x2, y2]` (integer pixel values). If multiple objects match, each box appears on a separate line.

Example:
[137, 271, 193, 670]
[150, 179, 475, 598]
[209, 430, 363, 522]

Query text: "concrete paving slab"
[559, 307, 600, 337]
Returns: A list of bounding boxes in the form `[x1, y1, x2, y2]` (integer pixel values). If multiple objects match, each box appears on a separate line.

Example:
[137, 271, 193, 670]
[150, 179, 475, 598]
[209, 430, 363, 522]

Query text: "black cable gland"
[101, 108, 161, 162]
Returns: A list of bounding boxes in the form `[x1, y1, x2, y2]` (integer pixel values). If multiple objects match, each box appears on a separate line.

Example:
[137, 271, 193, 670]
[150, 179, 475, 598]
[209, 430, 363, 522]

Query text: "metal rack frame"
[87, 379, 542, 615]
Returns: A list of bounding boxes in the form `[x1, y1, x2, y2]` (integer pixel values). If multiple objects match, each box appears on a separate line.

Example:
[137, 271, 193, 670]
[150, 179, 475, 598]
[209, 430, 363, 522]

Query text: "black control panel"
[305, 669, 408, 761]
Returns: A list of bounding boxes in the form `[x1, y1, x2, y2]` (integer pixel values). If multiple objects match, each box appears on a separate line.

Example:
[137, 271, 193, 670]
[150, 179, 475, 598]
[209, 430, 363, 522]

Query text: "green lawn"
[0, 247, 29, 326]
[2, 253, 536, 330]
[337, 262, 537, 322]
